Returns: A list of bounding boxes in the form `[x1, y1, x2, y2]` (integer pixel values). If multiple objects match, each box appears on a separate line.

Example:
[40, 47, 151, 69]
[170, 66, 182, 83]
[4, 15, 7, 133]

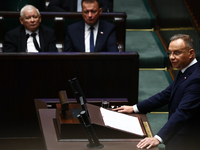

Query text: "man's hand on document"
[112, 105, 134, 113]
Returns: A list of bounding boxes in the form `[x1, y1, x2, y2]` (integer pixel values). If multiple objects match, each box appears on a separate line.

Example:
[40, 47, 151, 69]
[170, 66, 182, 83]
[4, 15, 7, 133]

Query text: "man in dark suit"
[3, 5, 58, 52]
[47, 0, 112, 12]
[114, 34, 200, 150]
[64, 0, 118, 52]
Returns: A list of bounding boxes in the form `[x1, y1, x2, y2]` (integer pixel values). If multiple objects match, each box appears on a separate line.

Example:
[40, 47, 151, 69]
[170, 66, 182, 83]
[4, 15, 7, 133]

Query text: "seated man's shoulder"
[100, 20, 115, 28]
[6, 25, 23, 35]
[67, 21, 84, 30]
[39, 24, 55, 33]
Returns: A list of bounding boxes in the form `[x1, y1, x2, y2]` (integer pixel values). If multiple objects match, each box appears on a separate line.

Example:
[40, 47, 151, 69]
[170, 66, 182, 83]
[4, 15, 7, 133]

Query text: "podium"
[55, 103, 148, 140]
[37, 101, 158, 150]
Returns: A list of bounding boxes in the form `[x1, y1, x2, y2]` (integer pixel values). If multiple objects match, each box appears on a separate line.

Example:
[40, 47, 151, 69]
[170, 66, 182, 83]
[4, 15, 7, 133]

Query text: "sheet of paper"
[100, 108, 144, 136]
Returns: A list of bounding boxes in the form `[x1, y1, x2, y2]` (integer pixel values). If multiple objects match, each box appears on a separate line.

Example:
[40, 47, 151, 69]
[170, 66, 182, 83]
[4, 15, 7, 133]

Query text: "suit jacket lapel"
[172, 71, 185, 95]
[20, 26, 27, 52]
[39, 26, 45, 52]
[171, 62, 199, 98]
[95, 20, 104, 52]
[79, 21, 85, 52]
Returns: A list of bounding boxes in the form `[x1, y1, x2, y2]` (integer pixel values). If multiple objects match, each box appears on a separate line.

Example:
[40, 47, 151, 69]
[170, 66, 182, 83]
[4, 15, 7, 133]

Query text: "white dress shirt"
[26, 29, 40, 53]
[84, 22, 99, 52]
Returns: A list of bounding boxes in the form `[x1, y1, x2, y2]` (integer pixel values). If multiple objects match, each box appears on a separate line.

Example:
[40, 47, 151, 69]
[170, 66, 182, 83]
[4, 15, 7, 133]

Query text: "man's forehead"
[24, 8, 38, 14]
[168, 40, 186, 51]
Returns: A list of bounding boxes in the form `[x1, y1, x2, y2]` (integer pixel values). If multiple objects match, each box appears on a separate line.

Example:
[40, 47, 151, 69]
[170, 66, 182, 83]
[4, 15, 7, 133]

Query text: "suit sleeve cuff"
[133, 104, 139, 113]
[154, 135, 163, 144]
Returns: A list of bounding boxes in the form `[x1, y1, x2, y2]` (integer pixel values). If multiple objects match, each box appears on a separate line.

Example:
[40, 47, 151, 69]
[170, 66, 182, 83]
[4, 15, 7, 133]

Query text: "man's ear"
[99, 8, 102, 14]
[38, 15, 42, 23]
[19, 17, 23, 25]
[189, 49, 195, 58]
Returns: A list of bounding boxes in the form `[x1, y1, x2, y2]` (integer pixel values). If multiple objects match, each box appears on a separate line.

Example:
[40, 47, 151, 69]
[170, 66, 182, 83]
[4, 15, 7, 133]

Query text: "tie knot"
[90, 26, 94, 30]
[178, 71, 183, 76]
[31, 33, 37, 37]
[26, 34, 30, 40]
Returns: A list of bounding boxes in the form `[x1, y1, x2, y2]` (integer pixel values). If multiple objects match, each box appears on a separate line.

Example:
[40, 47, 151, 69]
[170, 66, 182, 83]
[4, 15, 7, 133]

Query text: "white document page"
[100, 108, 144, 136]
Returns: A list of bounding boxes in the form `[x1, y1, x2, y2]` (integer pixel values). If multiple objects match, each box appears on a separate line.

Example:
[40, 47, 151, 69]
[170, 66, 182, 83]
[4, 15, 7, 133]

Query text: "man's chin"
[172, 65, 180, 70]
[86, 23, 94, 26]
[86, 20, 97, 26]
[28, 27, 38, 32]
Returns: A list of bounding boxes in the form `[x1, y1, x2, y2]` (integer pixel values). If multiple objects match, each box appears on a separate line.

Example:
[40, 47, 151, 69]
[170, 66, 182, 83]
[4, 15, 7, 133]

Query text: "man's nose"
[88, 12, 92, 17]
[169, 54, 175, 60]
[30, 17, 34, 21]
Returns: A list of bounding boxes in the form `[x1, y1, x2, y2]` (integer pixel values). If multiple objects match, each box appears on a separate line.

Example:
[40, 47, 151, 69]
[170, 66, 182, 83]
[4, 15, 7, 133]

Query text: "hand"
[112, 105, 134, 113]
[137, 137, 160, 149]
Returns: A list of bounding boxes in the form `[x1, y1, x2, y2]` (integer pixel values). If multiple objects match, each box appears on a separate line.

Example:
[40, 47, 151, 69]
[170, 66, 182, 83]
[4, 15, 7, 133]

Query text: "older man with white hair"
[3, 5, 58, 52]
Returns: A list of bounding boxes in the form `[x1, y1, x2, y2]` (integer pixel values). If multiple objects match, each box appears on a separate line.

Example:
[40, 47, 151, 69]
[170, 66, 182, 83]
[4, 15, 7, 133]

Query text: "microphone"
[17, 0, 23, 11]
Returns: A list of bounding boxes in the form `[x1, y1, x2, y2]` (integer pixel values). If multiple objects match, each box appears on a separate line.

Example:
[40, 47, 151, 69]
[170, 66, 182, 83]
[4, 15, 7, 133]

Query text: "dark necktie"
[90, 26, 94, 52]
[175, 71, 183, 85]
[178, 71, 183, 78]
[31, 33, 41, 52]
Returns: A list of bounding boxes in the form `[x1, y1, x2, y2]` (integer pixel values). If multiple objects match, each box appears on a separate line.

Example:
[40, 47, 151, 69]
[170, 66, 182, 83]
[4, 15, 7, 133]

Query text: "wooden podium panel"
[0, 52, 139, 138]
[34, 98, 129, 136]
[55, 103, 151, 140]
[39, 109, 159, 150]
[0, 52, 139, 121]
[35, 98, 129, 109]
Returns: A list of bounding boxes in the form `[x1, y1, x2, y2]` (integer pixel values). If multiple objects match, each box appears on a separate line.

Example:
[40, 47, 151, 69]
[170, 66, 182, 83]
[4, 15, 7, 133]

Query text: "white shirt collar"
[85, 21, 99, 31]
[25, 29, 39, 35]
[181, 58, 198, 73]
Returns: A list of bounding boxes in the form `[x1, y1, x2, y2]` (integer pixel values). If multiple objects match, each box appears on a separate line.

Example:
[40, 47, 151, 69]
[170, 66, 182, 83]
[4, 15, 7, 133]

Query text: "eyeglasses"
[167, 49, 190, 57]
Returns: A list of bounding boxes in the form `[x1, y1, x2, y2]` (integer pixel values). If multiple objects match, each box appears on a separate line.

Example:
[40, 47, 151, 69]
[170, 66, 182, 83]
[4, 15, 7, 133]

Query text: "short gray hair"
[20, 5, 40, 17]
[170, 34, 194, 49]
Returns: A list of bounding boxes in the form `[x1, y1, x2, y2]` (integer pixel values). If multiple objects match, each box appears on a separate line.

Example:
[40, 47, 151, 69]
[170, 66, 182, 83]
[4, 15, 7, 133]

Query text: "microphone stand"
[77, 110, 104, 149]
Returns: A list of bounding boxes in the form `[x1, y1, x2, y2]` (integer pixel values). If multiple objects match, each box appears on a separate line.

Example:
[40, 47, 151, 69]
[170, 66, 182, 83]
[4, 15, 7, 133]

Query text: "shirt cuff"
[154, 135, 163, 144]
[133, 104, 139, 113]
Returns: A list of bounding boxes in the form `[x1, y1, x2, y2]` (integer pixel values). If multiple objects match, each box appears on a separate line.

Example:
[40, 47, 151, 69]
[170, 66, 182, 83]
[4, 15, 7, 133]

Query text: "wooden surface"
[0, 52, 139, 138]
[0, 52, 139, 120]
[57, 103, 81, 124]
[55, 103, 148, 140]
[39, 109, 159, 150]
